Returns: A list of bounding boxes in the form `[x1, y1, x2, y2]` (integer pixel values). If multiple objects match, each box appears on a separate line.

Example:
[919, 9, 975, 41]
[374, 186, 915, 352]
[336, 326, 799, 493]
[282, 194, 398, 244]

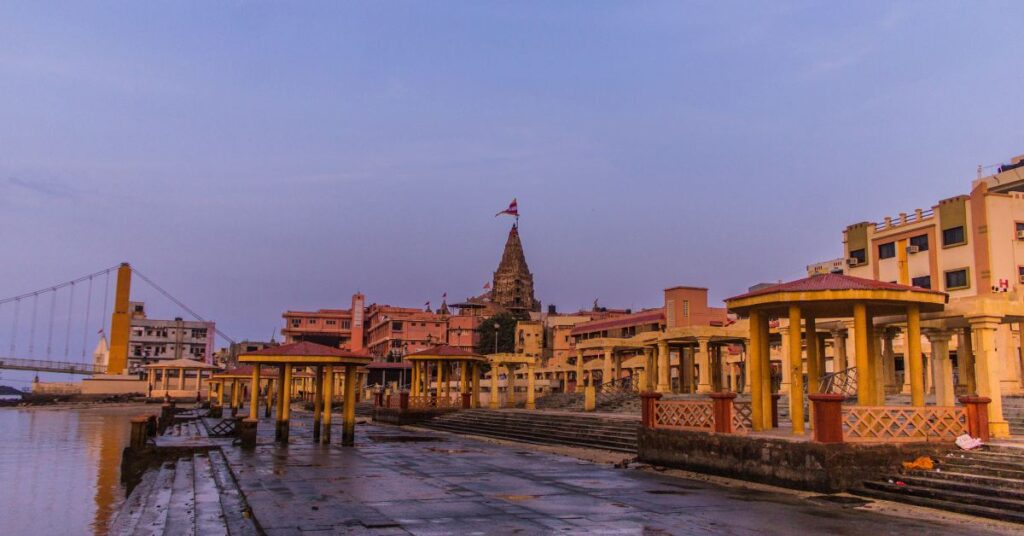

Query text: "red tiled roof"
[570, 309, 665, 336]
[241, 340, 373, 359]
[215, 365, 279, 377]
[405, 344, 483, 358]
[727, 273, 946, 302]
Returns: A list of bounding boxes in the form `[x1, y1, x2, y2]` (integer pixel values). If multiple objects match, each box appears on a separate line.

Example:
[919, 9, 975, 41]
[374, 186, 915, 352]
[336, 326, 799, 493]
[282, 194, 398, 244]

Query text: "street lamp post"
[493, 322, 500, 354]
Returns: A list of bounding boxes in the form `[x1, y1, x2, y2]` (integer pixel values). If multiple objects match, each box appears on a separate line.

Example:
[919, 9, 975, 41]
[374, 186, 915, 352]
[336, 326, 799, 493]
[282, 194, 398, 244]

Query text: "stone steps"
[109, 452, 258, 536]
[419, 410, 639, 453]
[853, 446, 1024, 524]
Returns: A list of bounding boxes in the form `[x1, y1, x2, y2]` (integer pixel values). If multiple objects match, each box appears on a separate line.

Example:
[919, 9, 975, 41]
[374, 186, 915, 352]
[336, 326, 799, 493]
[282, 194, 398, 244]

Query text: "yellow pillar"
[526, 363, 536, 410]
[106, 263, 132, 375]
[179, 368, 186, 390]
[906, 304, 924, 407]
[322, 366, 333, 443]
[749, 310, 764, 431]
[248, 364, 261, 420]
[656, 341, 670, 393]
[759, 314, 772, 427]
[313, 365, 323, 439]
[342, 365, 357, 446]
[788, 306, 804, 435]
[460, 360, 469, 394]
[574, 349, 584, 392]
[436, 359, 444, 399]
[230, 379, 239, 411]
[959, 328, 976, 393]
[805, 316, 819, 396]
[603, 348, 613, 386]
[162, 369, 169, 391]
[853, 303, 873, 406]
[147, 369, 154, 392]
[971, 318, 1010, 437]
[643, 347, 655, 392]
[471, 362, 481, 408]
[490, 362, 500, 409]
[696, 337, 712, 393]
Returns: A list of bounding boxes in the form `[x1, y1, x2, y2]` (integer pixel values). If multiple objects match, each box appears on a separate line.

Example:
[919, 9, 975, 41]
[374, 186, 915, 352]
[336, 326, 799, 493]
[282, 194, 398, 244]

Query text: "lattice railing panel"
[653, 400, 714, 431]
[732, 401, 752, 434]
[406, 394, 461, 410]
[842, 406, 966, 443]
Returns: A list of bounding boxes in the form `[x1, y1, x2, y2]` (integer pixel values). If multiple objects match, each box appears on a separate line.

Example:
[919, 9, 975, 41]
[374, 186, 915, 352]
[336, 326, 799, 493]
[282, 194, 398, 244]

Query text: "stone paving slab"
[219, 412, 1018, 535]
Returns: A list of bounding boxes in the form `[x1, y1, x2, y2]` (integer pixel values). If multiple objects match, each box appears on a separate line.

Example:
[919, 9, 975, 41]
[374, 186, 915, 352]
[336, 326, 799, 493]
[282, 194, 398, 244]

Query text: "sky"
[2, 2, 1024, 384]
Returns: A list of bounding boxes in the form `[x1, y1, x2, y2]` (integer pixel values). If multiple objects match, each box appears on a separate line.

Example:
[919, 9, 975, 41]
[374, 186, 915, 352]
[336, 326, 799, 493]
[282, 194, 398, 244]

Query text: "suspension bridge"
[0, 262, 233, 378]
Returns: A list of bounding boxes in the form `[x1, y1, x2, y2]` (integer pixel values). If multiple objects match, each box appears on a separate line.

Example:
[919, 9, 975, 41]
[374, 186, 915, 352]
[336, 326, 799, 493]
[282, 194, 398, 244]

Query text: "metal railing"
[842, 405, 967, 443]
[0, 357, 107, 375]
[820, 367, 857, 397]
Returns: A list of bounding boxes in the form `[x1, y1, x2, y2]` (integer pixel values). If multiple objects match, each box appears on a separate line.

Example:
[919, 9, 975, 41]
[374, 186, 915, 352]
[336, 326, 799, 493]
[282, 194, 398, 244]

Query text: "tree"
[475, 313, 518, 355]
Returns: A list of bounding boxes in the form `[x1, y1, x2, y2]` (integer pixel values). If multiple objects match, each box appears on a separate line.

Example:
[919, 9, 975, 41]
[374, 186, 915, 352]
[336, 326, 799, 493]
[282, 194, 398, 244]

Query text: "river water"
[0, 404, 159, 536]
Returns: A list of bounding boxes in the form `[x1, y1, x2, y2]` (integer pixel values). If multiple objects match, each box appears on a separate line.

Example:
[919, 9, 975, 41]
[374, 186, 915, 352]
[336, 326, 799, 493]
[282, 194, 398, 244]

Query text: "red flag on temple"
[495, 198, 518, 217]
[483, 282, 491, 290]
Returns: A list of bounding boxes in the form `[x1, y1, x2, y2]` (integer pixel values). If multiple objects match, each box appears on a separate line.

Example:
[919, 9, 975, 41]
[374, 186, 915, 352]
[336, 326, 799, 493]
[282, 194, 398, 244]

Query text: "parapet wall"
[638, 427, 949, 493]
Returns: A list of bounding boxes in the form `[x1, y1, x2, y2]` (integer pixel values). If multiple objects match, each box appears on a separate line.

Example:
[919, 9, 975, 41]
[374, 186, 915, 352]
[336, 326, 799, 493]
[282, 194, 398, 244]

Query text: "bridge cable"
[0, 265, 120, 306]
[28, 295, 38, 358]
[9, 299, 19, 356]
[46, 289, 56, 357]
[64, 282, 75, 358]
[129, 267, 236, 344]
[81, 276, 93, 360]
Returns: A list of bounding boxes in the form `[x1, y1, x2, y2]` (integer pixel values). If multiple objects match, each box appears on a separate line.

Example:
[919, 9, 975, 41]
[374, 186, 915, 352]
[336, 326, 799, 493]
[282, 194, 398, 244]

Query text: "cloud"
[8, 176, 85, 199]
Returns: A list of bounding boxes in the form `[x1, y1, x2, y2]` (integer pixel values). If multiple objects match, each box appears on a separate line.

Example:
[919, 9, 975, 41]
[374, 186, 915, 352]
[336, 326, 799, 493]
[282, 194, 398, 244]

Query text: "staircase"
[534, 392, 582, 410]
[109, 450, 259, 535]
[853, 444, 1024, 524]
[1005, 397, 1024, 435]
[418, 409, 639, 453]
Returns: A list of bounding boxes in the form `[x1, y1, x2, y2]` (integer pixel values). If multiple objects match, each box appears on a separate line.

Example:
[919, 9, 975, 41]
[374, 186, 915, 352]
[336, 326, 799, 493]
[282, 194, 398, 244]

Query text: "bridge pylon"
[106, 262, 132, 375]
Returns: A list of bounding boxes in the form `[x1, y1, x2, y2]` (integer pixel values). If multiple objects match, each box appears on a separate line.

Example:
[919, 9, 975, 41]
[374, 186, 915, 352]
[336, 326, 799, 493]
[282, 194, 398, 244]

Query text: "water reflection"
[0, 405, 158, 535]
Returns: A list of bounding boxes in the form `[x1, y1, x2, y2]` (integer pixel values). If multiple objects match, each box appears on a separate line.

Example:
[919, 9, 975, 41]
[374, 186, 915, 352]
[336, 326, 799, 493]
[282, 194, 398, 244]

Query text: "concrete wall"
[80, 377, 148, 395]
[638, 427, 948, 493]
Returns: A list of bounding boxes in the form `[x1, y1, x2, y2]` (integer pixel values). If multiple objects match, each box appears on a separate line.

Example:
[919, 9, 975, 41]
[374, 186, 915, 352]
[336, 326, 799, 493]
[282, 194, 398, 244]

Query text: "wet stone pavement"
[221, 412, 1011, 535]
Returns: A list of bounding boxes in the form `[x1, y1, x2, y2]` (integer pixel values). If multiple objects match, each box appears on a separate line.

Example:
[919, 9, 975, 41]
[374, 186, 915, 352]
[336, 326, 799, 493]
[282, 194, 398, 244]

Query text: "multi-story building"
[126, 302, 215, 374]
[281, 293, 365, 350]
[212, 340, 279, 368]
[807, 258, 846, 276]
[839, 151, 1024, 397]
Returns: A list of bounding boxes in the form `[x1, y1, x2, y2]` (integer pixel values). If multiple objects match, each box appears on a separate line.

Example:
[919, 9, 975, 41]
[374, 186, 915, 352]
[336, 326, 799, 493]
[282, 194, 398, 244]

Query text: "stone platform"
[213, 411, 1015, 535]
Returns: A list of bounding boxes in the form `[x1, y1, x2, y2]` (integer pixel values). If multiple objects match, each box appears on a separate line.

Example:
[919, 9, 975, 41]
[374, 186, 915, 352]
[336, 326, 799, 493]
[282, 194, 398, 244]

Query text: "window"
[909, 234, 929, 251]
[878, 242, 896, 259]
[291, 319, 300, 327]
[1016, 222, 1024, 239]
[308, 318, 318, 324]
[944, 268, 969, 290]
[392, 321, 403, 331]
[342, 321, 351, 329]
[1018, 266, 1024, 284]
[849, 248, 866, 264]
[911, 275, 931, 289]
[683, 300, 690, 318]
[942, 226, 966, 247]
[326, 319, 336, 325]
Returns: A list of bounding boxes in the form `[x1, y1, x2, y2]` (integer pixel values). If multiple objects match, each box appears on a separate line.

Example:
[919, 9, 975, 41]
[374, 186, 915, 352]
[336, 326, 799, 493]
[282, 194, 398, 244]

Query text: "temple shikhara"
[489, 224, 540, 315]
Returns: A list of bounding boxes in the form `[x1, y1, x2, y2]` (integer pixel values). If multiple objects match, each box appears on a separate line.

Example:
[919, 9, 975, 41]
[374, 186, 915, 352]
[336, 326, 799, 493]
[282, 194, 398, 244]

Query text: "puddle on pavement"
[808, 495, 871, 508]
[497, 494, 539, 501]
[427, 447, 478, 454]
[646, 490, 690, 496]
[367, 434, 442, 443]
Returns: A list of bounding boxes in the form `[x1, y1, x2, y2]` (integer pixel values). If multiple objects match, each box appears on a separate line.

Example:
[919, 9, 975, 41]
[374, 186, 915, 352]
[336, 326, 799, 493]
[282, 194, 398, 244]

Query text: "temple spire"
[491, 224, 539, 315]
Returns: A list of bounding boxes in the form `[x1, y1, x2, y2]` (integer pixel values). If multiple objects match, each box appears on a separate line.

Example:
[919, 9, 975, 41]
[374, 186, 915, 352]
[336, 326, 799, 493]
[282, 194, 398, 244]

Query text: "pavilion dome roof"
[727, 273, 945, 302]
[405, 344, 486, 360]
[241, 340, 372, 359]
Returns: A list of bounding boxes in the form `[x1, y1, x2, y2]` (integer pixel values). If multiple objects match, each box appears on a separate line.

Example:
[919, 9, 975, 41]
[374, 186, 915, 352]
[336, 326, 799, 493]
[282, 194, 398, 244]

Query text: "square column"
[925, 331, 955, 407]
[788, 306, 805, 435]
[248, 364, 261, 420]
[656, 342, 670, 393]
[342, 365, 357, 446]
[830, 329, 848, 372]
[574, 350, 584, 393]
[526, 363, 536, 410]
[853, 303, 874, 406]
[681, 347, 694, 393]
[695, 337, 712, 393]
[778, 326, 792, 395]
[471, 363, 481, 408]
[882, 329, 897, 394]
[489, 364, 500, 409]
[643, 347, 655, 392]
[905, 304, 924, 407]
[805, 316, 819, 395]
[959, 328, 976, 393]
[322, 367, 334, 443]
[603, 348, 613, 386]
[313, 365, 323, 441]
[759, 315, 772, 427]
[998, 324, 1023, 395]
[970, 318, 1010, 437]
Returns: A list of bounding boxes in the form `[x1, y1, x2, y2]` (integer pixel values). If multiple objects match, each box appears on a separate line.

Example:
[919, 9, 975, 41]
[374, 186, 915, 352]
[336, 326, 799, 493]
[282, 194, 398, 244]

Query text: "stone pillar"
[656, 341, 670, 393]
[162, 369, 170, 391]
[472, 362, 481, 408]
[179, 368, 186, 390]
[778, 326, 792, 395]
[998, 324, 1023, 395]
[831, 329, 848, 372]
[960, 327, 976, 393]
[742, 339, 751, 394]
[643, 347, 655, 392]
[788, 306, 805, 435]
[342, 365, 357, 446]
[230, 379, 239, 416]
[759, 315, 772, 428]
[682, 346, 695, 393]
[526, 363, 536, 410]
[489, 363, 500, 409]
[906, 305, 924, 407]
[806, 316, 819, 395]
[969, 317, 1010, 437]
[603, 348, 613, 386]
[322, 367, 333, 443]
[695, 337, 712, 393]
[575, 349, 584, 393]
[926, 331, 955, 407]
[882, 329, 897, 394]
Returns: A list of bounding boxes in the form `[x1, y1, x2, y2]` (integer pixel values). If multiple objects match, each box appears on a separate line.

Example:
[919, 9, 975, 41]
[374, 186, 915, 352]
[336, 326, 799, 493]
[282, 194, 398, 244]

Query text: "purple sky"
[3, 2, 1024, 383]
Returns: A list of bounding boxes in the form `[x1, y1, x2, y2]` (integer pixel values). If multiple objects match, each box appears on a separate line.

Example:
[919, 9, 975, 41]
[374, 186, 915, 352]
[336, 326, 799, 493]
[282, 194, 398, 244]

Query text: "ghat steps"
[108, 450, 259, 536]
[418, 409, 639, 453]
[854, 444, 1024, 524]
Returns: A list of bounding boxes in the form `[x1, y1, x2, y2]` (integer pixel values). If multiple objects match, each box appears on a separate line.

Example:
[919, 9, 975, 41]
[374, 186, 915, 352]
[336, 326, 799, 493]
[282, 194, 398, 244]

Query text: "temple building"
[490, 224, 540, 316]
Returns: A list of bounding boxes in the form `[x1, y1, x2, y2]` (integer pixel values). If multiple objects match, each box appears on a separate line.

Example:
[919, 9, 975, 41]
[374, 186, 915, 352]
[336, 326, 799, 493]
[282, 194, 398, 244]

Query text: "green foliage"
[475, 313, 518, 354]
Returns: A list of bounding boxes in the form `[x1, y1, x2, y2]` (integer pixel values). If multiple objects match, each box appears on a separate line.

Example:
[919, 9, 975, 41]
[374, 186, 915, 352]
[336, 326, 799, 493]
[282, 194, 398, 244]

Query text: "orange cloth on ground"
[901, 456, 934, 471]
